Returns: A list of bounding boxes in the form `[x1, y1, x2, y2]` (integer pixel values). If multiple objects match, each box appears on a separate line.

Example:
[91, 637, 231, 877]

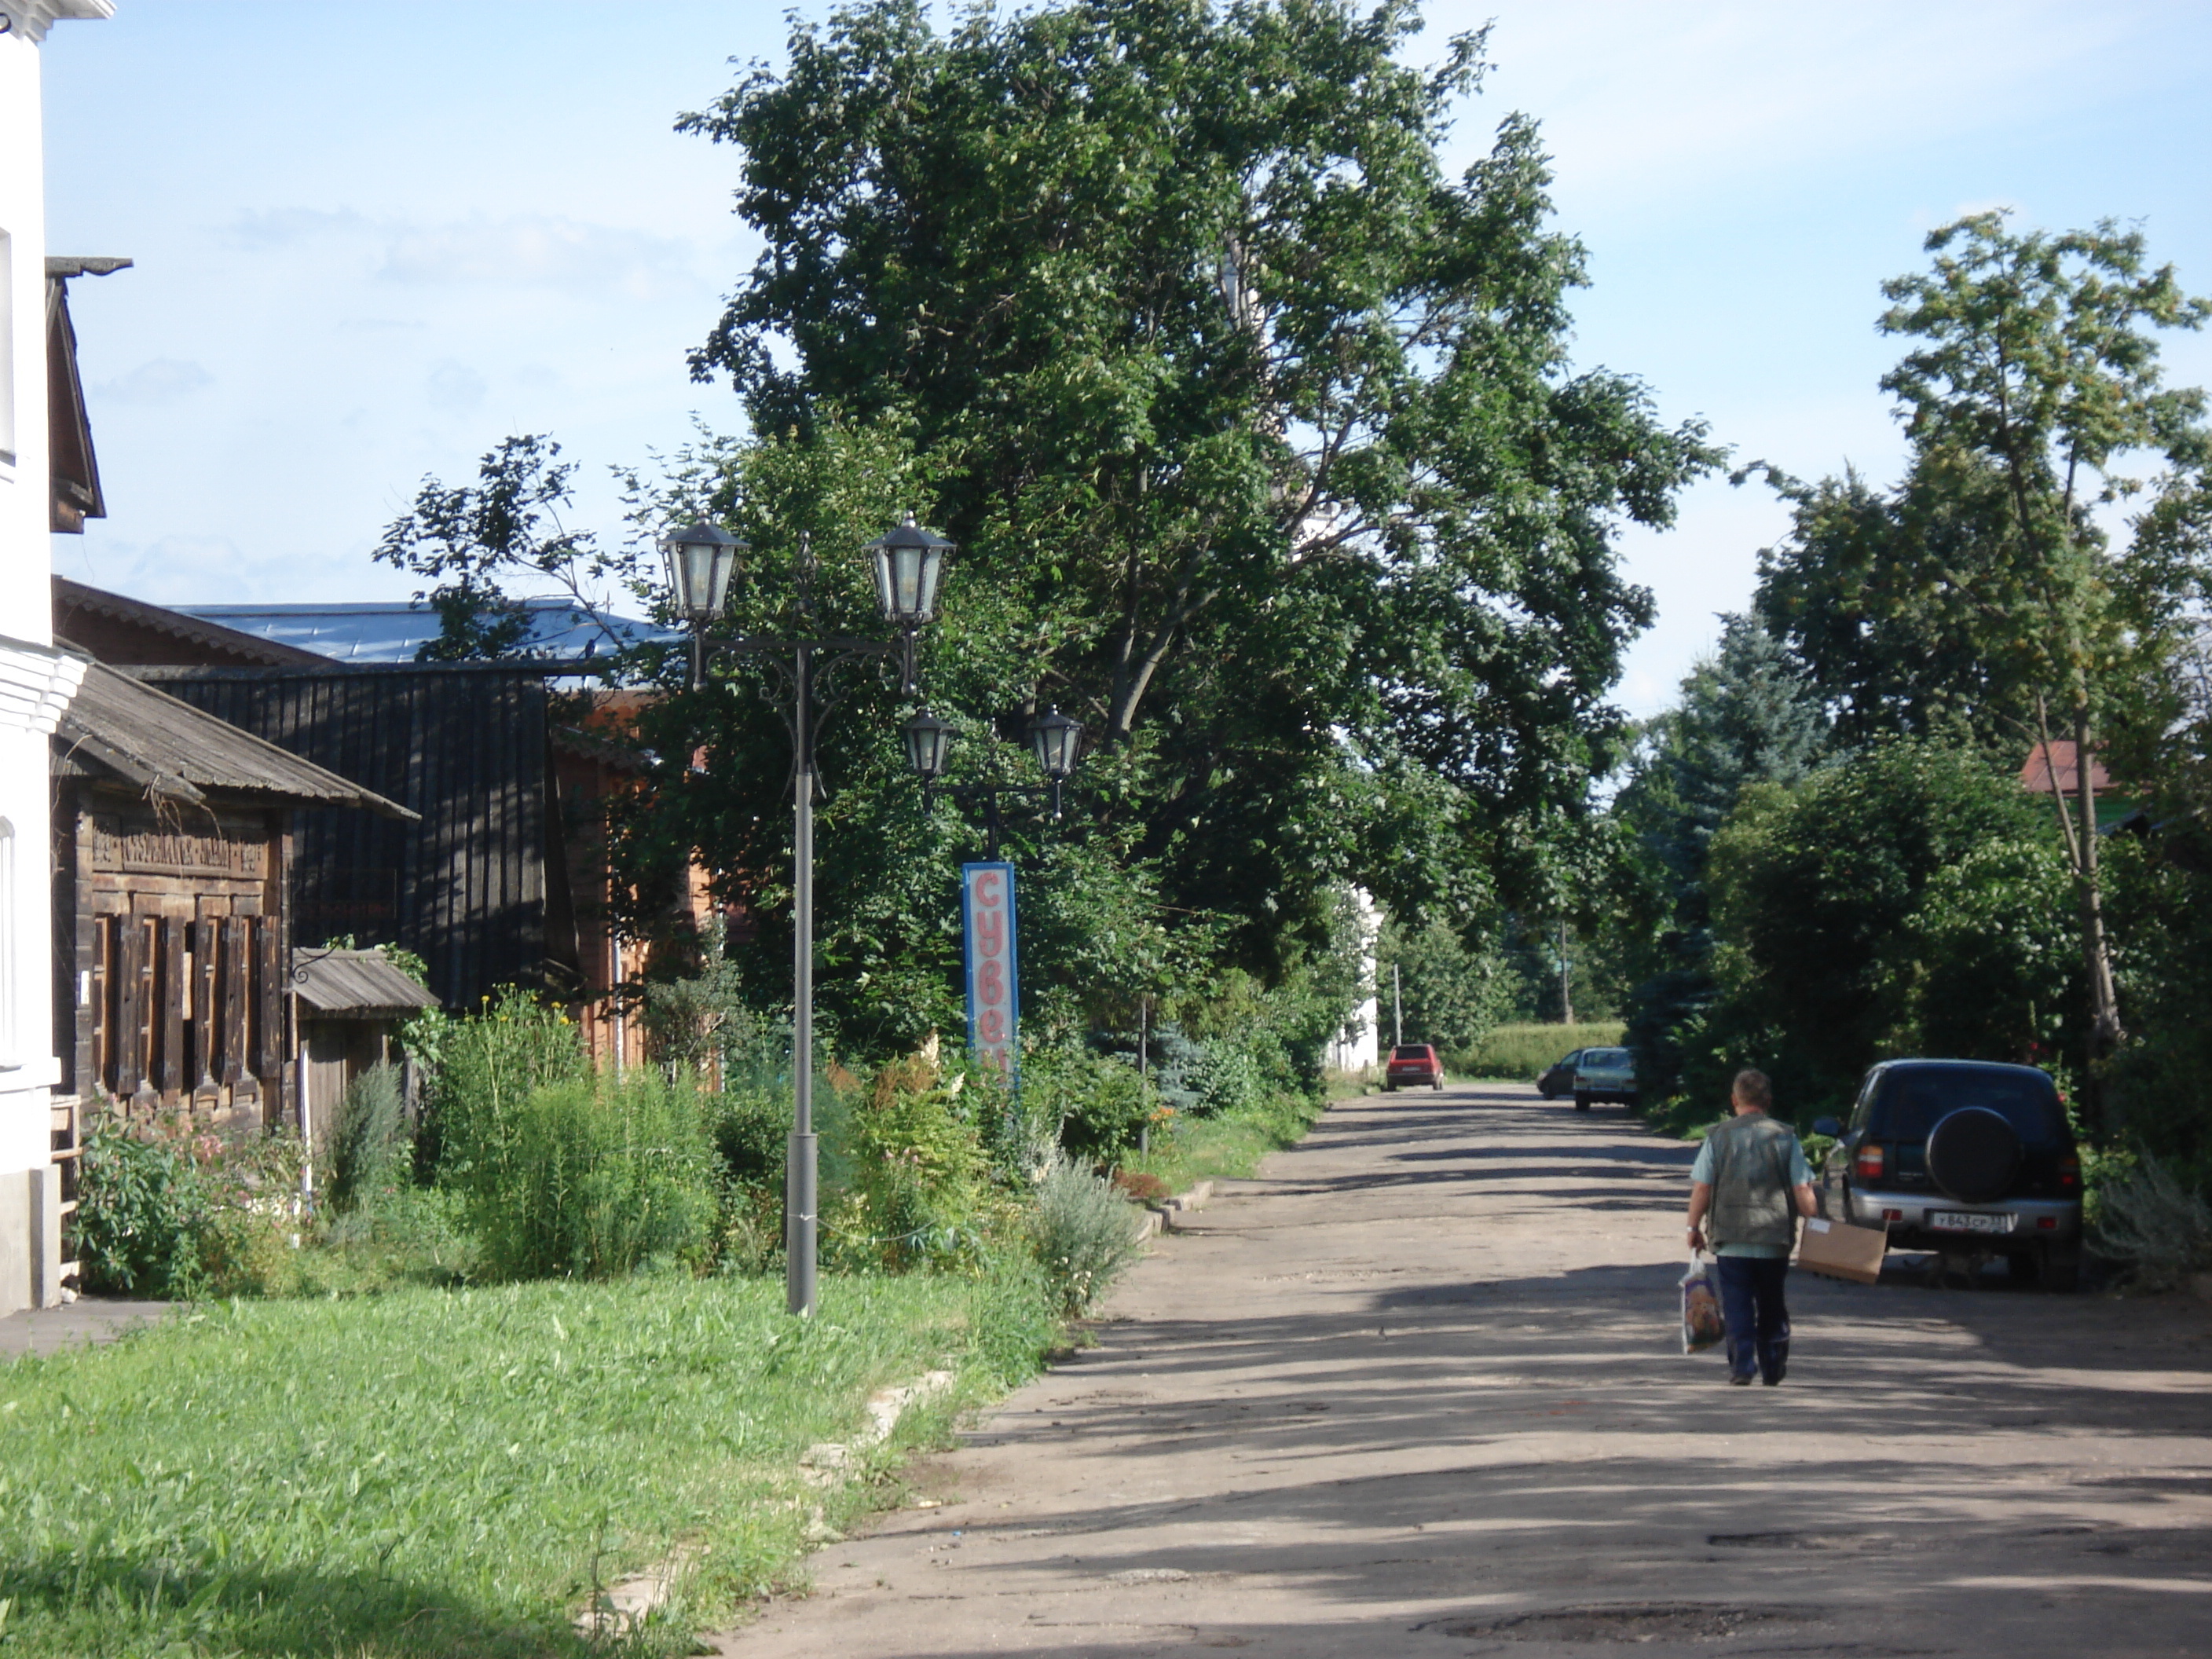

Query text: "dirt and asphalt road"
[718, 1081, 2212, 1657]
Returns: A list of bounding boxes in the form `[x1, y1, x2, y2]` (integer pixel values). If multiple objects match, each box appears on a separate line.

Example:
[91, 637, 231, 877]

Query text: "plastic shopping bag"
[1680, 1254, 1726, 1355]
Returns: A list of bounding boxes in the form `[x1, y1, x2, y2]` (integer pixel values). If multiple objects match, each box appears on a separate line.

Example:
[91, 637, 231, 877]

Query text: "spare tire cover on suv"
[1925, 1106, 2022, 1204]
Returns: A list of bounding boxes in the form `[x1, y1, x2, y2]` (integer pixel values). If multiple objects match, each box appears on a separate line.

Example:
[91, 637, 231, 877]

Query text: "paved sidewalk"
[717, 1083, 2212, 1658]
[0, 1298, 167, 1360]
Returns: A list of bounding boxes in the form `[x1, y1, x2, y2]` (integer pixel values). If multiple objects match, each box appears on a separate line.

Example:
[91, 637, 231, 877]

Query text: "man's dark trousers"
[1714, 1256, 1790, 1383]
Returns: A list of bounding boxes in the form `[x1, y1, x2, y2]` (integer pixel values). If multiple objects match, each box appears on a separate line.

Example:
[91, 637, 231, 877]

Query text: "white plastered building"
[0, 1, 112, 1314]
[1326, 885, 1380, 1075]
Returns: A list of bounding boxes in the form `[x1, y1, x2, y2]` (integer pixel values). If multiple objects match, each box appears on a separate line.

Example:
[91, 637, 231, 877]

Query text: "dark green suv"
[1813, 1060, 2082, 1291]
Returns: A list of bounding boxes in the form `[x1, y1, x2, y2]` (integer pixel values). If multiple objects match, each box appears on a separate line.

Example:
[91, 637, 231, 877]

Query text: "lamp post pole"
[788, 640, 817, 1317]
[663, 515, 950, 1319]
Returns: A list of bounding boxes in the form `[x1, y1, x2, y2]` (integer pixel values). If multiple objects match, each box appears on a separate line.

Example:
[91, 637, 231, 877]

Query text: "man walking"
[1686, 1069, 1818, 1386]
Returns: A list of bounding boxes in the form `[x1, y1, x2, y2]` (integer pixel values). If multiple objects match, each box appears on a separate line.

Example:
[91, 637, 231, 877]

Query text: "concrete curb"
[1151, 1179, 1215, 1233]
[578, 1370, 955, 1636]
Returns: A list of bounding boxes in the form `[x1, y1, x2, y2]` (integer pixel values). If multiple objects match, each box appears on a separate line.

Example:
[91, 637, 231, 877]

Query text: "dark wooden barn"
[140, 663, 586, 1011]
[52, 663, 412, 1129]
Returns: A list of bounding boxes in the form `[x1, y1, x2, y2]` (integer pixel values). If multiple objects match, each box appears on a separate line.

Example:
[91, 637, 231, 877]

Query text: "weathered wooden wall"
[57, 787, 291, 1129]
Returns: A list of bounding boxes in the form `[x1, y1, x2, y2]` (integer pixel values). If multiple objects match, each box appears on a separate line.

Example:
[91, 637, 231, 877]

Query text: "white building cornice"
[0, 2, 115, 46]
[0, 637, 85, 737]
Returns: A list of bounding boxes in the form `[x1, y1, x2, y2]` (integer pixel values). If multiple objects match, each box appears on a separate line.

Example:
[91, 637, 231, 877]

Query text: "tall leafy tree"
[1750, 453, 2035, 749]
[1610, 614, 1828, 1105]
[377, 435, 623, 661]
[1869, 213, 2208, 1062]
[681, 0, 1717, 956]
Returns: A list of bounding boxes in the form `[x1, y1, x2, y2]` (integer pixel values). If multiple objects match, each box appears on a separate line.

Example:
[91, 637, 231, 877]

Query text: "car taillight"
[2059, 1152, 2080, 1193]
[1855, 1142, 1885, 1181]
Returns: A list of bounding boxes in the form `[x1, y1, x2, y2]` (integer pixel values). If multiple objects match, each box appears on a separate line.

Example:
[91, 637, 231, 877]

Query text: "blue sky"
[40, 1, 2212, 715]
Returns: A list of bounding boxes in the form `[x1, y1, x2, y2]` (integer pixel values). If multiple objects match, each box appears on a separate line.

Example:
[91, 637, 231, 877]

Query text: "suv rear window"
[1392, 1046, 1432, 1060]
[1580, 1049, 1629, 1067]
[1870, 1066, 2066, 1146]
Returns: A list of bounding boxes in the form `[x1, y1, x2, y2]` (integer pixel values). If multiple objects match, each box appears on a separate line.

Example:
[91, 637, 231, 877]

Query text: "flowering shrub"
[75, 1112, 305, 1298]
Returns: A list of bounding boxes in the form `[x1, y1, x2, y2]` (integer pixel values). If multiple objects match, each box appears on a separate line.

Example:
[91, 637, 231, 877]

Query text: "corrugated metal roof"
[54, 661, 417, 819]
[171, 598, 681, 665]
[291, 948, 441, 1018]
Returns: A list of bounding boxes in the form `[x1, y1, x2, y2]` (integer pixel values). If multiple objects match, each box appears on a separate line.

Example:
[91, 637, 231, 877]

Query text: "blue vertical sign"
[961, 861, 1019, 1083]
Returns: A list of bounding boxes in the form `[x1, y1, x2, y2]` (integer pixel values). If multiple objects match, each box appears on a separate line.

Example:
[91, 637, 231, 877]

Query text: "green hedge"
[1448, 1021, 1626, 1082]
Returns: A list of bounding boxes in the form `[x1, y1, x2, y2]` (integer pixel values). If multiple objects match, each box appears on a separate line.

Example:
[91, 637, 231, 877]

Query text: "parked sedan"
[1385, 1043, 1445, 1091]
[1814, 1059, 2082, 1290]
[1537, 1049, 1587, 1098]
[1571, 1047, 1638, 1111]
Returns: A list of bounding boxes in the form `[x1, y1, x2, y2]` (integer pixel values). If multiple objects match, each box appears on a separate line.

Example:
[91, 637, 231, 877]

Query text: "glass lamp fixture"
[658, 522, 746, 622]
[903, 709, 954, 782]
[1029, 707, 1083, 782]
[867, 513, 953, 626]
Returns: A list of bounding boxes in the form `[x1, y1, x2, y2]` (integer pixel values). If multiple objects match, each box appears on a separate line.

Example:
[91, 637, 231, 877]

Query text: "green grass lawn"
[0, 1269, 1048, 1657]
[1116, 1090, 1329, 1197]
[1448, 1021, 1626, 1082]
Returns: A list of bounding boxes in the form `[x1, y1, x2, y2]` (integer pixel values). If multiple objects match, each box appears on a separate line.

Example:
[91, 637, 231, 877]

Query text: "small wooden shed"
[291, 949, 439, 1133]
[51, 663, 413, 1132]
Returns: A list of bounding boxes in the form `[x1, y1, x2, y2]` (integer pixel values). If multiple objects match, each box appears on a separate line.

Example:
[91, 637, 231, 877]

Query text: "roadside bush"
[1027, 1044, 1153, 1159]
[322, 1063, 408, 1214]
[829, 1053, 992, 1269]
[1029, 1150, 1143, 1313]
[1189, 1038, 1266, 1117]
[2093, 1155, 2212, 1291]
[75, 1115, 306, 1299]
[448, 1070, 718, 1280]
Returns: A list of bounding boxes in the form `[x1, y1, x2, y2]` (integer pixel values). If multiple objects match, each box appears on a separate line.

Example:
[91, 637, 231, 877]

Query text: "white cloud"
[95, 358, 213, 405]
[225, 207, 368, 250]
[424, 360, 487, 412]
[378, 213, 700, 298]
[223, 207, 704, 300]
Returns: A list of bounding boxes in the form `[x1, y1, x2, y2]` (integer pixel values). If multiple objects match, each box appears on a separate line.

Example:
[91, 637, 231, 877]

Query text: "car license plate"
[1929, 1210, 2015, 1235]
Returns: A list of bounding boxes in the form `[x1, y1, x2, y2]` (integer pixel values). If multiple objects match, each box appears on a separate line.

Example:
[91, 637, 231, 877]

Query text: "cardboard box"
[1796, 1214, 1888, 1284]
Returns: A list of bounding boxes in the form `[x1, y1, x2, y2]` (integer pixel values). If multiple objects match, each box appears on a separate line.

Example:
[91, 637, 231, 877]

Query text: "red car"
[1385, 1043, 1445, 1091]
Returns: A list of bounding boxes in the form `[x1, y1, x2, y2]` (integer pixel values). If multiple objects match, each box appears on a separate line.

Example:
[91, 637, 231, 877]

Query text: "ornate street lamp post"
[662, 514, 952, 1317]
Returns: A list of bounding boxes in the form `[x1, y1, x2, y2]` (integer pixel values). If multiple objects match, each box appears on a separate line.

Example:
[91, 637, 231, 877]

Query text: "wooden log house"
[51, 662, 412, 1130]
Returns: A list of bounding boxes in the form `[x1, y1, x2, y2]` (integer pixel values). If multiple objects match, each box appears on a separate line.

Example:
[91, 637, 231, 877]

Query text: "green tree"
[1868, 213, 2208, 1064]
[376, 434, 633, 661]
[1375, 914, 1511, 1055]
[2104, 475, 2212, 1177]
[1700, 740, 2082, 1120]
[1751, 452, 2037, 749]
[681, 0, 1717, 951]
[1610, 615, 1828, 1104]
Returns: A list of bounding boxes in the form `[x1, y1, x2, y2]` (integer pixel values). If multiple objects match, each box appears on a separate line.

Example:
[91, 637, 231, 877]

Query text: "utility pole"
[1137, 996, 1150, 1156]
[1392, 963, 1403, 1048]
[1558, 918, 1573, 1026]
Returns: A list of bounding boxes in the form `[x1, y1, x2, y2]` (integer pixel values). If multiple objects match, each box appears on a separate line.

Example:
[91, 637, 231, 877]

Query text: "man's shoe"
[1728, 1372, 1754, 1386]
[1760, 1374, 1782, 1386]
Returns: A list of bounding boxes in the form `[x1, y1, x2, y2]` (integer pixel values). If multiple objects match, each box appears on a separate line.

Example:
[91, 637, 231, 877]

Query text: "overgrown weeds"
[2093, 1154, 2212, 1291]
[452, 1070, 720, 1281]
